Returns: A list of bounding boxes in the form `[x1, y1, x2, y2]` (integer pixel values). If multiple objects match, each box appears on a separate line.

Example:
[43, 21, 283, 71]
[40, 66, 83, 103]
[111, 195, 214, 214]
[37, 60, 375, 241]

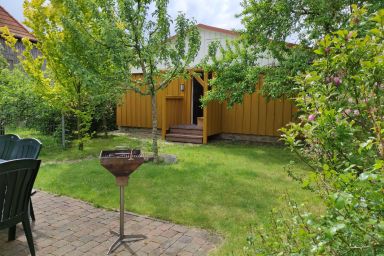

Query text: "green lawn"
[12, 128, 320, 255]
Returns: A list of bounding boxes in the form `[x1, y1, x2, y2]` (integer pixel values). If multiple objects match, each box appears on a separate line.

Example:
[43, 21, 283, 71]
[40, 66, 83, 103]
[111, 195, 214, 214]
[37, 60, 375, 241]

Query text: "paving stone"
[0, 191, 220, 256]
[172, 225, 189, 233]
[178, 235, 193, 244]
[184, 243, 201, 253]
[140, 243, 161, 254]
[178, 252, 194, 256]
[161, 229, 179, 238]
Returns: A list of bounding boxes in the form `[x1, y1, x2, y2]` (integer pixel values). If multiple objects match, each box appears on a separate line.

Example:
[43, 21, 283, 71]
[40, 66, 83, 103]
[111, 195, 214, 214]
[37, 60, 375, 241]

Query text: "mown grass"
[9, 128, 321, 255]
[9, 127, 153, 162]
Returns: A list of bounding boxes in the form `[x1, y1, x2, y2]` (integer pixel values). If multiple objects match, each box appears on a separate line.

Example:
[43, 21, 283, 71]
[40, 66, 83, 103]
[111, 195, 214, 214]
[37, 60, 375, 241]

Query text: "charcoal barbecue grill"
[100, 149, 146, 254]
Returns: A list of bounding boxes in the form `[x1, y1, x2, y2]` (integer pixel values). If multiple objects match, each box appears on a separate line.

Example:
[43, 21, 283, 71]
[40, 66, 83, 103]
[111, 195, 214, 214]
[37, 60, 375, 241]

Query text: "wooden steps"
[165, 125, 203, 144]
[165, 134, 203, 144]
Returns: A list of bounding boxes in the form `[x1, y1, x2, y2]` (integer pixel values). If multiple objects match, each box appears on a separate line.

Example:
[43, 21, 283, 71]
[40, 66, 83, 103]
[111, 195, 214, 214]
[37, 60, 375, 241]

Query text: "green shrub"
[249, 6, 384, 255]
[0, 58, 115, 143]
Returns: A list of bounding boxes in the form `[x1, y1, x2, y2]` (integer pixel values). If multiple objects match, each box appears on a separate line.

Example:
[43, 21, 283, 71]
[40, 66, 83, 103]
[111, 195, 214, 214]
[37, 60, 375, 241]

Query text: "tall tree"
[202, 0, 384, 106]
[117, 1, 200, 162]
[21, 0, 132, 149]
[43, 0, 201, 161]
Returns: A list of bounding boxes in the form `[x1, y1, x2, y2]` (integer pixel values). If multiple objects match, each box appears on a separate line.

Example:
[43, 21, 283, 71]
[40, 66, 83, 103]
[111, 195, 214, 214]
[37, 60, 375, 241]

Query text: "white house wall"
[131, 26, 276, 73]
[188, 28, 237, 67]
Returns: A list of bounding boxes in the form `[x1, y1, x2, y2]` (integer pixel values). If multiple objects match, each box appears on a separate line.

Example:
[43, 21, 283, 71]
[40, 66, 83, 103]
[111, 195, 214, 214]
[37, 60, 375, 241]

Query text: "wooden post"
[161, 97, 167, 140]
[203, 72, 208, 144]
[0, 121, 4, 135]
[61, 113, 66, 149]
[190, 70, 209, 144]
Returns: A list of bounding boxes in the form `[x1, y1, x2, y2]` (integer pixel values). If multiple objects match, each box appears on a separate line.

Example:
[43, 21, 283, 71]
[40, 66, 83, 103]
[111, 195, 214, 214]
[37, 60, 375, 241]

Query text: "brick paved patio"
[0, 191, 221, 256]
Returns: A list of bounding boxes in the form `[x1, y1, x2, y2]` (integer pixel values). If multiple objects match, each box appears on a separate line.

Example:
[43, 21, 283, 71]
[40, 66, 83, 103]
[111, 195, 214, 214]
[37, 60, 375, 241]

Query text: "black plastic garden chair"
[9, 138, 42, 221]
[0, 134, 20, 160]
[9, 138, 42, 160]
[0, 159, 41, 256]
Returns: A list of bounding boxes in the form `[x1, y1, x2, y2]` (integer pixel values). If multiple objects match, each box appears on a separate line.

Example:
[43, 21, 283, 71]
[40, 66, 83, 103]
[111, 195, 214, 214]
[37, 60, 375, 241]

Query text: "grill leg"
[120, 185, 124, 237]
[107, 185, 146, 255]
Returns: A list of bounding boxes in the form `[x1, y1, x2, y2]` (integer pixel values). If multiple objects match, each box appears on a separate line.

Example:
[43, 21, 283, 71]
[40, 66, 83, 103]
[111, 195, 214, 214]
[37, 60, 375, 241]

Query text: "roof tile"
[0, 5, 36, 41]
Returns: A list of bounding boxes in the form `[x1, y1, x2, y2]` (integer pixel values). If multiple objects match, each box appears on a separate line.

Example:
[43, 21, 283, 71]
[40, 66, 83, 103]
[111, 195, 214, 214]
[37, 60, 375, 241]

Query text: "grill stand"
[107, 178, 146, 255]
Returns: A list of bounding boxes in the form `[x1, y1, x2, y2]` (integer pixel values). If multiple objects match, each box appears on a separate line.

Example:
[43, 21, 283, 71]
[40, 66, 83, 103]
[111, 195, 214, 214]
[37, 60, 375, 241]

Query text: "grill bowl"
[100, 150, 144, 177]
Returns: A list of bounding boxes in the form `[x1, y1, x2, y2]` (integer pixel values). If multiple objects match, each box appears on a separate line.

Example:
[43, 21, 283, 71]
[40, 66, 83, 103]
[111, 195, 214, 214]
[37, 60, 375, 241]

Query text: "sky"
[0, 0, 243, 31]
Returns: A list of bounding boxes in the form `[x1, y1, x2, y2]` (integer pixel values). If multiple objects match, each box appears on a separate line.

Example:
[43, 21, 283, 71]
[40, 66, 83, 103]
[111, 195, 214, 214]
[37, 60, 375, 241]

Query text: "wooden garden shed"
[116, 24, 296, 144]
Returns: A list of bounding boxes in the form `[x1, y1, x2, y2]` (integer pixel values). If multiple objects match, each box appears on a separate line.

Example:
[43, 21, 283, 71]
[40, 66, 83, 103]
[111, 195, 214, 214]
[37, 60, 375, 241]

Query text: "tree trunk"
[75, 82, 83, 150]
[151, 93, 159, 163]
[61, 113, 66, 149]
[0, 120, 5, 135]
[77, 114, 83, 151]
[102, 114, 108, 137]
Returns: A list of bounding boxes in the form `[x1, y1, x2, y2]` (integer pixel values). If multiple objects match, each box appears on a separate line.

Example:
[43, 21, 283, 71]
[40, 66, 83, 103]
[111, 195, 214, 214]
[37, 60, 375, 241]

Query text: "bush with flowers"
[246, 6, 384, 255]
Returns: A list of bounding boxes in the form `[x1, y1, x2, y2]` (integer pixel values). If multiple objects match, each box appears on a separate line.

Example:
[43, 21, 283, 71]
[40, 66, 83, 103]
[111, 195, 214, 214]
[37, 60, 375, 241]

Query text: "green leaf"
[359, 172, 378, 181]
[314, 49, 324, 55]
[329, 223, 346, 235]
[374, 160, 383, 170]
